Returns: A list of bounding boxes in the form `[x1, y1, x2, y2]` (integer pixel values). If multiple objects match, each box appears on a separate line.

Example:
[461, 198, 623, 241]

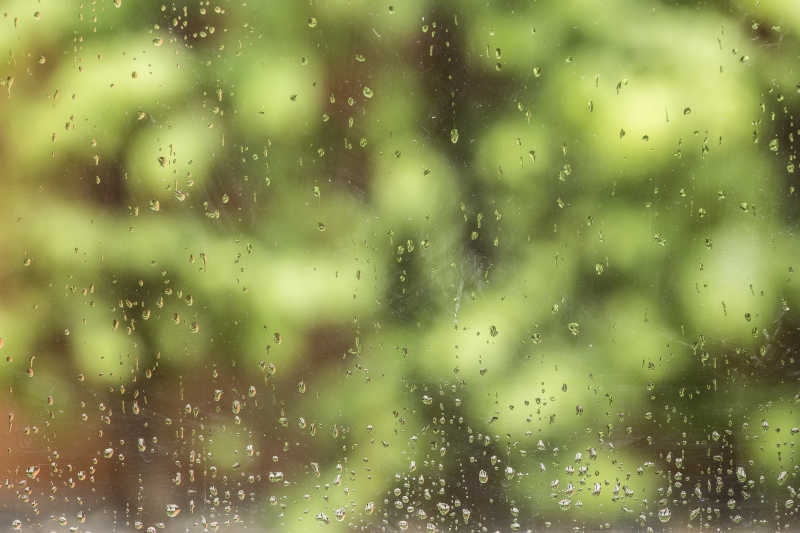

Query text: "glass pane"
[1, 1, 798, 531]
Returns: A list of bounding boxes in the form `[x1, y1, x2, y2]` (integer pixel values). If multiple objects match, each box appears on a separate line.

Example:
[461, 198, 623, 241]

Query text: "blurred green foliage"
[1, 0, 799, 531]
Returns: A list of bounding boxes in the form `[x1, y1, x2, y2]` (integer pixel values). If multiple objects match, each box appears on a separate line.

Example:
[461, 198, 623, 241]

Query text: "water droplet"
[769, 138, 779, 152]
[165, 504, 180, 518]
[25, 465, 39, 479]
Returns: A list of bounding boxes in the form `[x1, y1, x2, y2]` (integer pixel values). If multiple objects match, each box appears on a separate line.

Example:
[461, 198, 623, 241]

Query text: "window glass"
[1, 1, 798, 531]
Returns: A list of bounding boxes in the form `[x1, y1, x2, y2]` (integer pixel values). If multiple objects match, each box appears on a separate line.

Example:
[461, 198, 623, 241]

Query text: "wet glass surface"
[0, 1, 799, 531]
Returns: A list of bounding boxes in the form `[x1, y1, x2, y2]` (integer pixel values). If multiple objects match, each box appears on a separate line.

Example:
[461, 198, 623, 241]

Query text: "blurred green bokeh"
[0, 0, 799, 531]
